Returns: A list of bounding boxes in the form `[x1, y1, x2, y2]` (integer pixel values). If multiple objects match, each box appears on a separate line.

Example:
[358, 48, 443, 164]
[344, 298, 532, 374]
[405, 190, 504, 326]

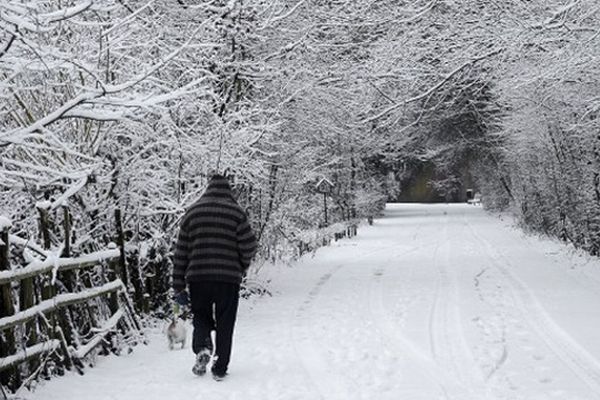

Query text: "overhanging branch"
[361, 48, 504, 124]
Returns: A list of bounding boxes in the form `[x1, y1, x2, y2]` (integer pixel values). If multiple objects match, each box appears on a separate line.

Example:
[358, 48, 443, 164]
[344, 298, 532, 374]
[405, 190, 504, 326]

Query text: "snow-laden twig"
[1, 159, 95, 181]
[102, 0, 157, 37]
[40, 1, 93, 23]
[102, 23, 208, 95]
[545, 0, 581, 25]
[0, 9, 53, 33]
[0, 21, 208, 146]
[48, 176, 88, 211]
[8, 235, 48, 258]
[0, 32, 16, 58]
[263, 28, 312, 61]
[90, 76, 212, 109]
[394, 0, 439, 24]
[361, 48, 504, 124]
[35, 200, 51, 211]
[0, 92, 100, 144]
[261, 0, 308, 28]
[50, 252, 60, 286]
[74, 309, 124, 359]
[61, 108, 128, 121]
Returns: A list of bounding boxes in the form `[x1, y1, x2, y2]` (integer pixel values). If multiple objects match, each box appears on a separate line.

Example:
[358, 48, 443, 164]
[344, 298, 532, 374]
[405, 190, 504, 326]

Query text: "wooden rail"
[0, 249, 120, 285]
[0, 341, 61, 372]
[0, 279, 124, 332]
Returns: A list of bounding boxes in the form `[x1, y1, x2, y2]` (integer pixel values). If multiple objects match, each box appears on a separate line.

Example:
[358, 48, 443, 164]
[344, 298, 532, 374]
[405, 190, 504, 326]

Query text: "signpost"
[316, 178, 334, 227]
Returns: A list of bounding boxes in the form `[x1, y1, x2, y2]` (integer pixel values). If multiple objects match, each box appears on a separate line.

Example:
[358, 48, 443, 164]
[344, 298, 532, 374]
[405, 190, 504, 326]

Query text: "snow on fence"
[0, 280, 124, 331]
[0, 221, 142, 394]
[0, 340, 61, 372]
[0, 249, 121, 286]
[295, 221, 359, 258]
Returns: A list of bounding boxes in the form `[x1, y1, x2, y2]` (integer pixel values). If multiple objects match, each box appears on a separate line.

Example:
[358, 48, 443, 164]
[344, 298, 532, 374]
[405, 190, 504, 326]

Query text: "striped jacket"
[172, 176, 258, 292]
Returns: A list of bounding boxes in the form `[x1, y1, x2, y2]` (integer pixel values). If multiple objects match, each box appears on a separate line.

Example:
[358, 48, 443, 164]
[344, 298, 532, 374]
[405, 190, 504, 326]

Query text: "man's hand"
[174, 290, 189, 307]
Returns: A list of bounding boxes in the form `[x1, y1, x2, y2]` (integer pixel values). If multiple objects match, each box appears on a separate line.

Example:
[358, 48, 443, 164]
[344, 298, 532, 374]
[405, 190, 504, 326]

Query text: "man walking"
[172, 174, 257, 381]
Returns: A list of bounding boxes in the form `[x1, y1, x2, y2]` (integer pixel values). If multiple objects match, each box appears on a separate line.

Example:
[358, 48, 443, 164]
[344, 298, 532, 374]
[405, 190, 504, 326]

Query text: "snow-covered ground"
[22, 204, 600, 400]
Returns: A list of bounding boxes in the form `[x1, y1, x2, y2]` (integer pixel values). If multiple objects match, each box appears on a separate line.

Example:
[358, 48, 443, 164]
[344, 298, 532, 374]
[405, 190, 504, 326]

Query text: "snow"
[62, 109, 127, 122]
[34, 201, 51, 211]
[20, 204, 600, 400]
[0, 216, 11, 230]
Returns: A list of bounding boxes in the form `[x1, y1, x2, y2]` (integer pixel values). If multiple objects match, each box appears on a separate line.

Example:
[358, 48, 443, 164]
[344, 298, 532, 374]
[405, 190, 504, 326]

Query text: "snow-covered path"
[25, 204, 600, 400]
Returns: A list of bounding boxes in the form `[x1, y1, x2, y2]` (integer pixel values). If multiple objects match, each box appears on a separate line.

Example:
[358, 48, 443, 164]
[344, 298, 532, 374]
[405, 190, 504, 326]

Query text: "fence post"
[39, 206, 74, 375]
[107, 244, 120, 315]
[115, 209, 146, 312]
[55, 205, 76, 351]
[60, 206, 75, 291]
[0, 222, 20, 389]
[19, 275, 38, 373]
[37, 206, 51, 250]
[62, 206, 71, 257]
[114, 209, 129, 288]
[22, 209, 41, 374]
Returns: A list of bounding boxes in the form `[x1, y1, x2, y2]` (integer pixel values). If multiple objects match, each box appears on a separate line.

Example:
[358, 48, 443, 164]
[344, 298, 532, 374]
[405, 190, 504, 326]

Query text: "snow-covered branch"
[544, 0, 581, 25]
[74, 309, 123, 359]
[41, 1, 93, 23]
[261, 0, 308, 28]
[361, 48, 504, 124]
[8, 235, 48, 257]
[0, 92, 100, 145]
[47, 176, 89, 210]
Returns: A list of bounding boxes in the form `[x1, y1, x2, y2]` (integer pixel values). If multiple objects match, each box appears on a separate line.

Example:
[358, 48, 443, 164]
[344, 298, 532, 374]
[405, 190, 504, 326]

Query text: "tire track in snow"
[426, 213, 493, 399]
[427, 220, 453, 362]
[464, 227, 513, 387]
[364, 217, 487, 400]
[367, 249, 460, 399]
[465, 217, 600, 397]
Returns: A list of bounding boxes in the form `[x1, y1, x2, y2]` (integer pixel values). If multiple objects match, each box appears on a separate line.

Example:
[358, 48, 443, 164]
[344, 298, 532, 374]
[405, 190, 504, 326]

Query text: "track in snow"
[464, 215, 600, 398]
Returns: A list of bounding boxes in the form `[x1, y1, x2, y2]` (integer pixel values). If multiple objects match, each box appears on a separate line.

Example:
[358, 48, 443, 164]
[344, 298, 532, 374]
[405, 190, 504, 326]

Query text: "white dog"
[167, 318, 187, 350]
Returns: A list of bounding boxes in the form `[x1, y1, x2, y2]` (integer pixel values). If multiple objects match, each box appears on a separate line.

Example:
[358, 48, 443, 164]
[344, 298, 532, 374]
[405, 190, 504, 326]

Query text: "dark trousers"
[189, 281, 240, 375]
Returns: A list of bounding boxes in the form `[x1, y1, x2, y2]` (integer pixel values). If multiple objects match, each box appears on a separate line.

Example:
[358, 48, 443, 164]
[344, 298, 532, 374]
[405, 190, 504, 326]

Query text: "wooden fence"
[0, 221, 142, 394]
[296, 222, 359, 258]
